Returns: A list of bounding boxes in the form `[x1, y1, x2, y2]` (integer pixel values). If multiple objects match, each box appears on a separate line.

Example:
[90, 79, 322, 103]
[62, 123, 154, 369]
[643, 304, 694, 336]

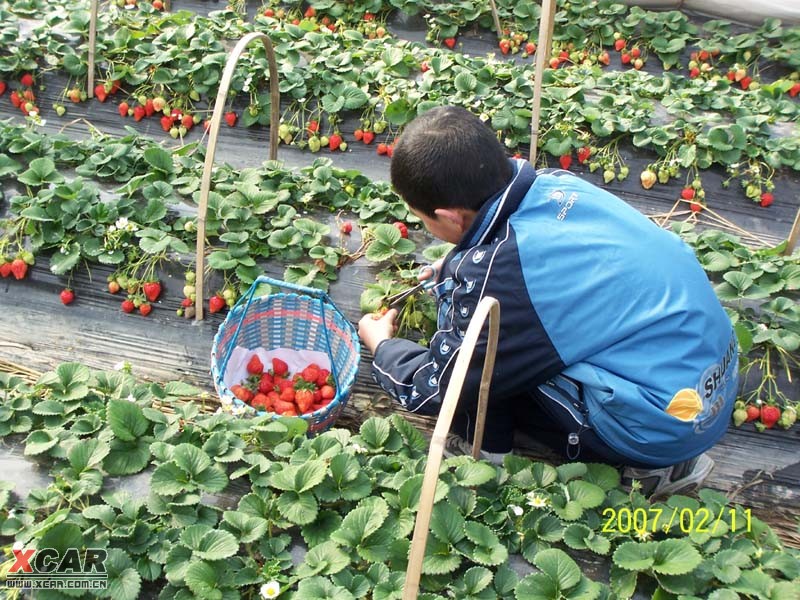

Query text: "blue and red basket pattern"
[211, 276, 360, 435]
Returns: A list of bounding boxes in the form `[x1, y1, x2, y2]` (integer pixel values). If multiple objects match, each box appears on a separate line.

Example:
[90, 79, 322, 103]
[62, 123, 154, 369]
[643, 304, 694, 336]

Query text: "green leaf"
[104, 438, 151, 476]
[49, 243, 81, 275]
[184, 560, 222, 600]
[68, 438, 110, 472]
[515, 573, 560, 600]
[613, 541, 656, 571]
[652, 539, 702, 575]
[296, 576, 356, 600]
[151, 462, 190, 495]
[567, 480, 606, 509]
[24, 429, 58, 455]
[297, 540, 351, 578]
[453, 462, 497, 487]
[101, 548, 141, 600]
[430, 501, 466, 545]
[172, 444, 212, 476]
[143, 147, 174, 174]
[535, 548, 581, 590]
[222, 511, 268, 544]
[107, 398, 149, 441]
[195, 529, 239, 561]
[331, 497, 389, 547]
[39, 522, 84, 556]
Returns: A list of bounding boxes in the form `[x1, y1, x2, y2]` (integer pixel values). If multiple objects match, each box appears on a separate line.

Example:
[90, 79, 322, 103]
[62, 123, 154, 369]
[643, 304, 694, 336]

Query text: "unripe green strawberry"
[183, 284, 196, 298]
[308, 136, 321, 152]
[779, 406, 796, 429]
[603, 169, 615, 184]
[732, 408, 747, 427]
[373, 120, 387, 134]
[185, 271, 196, 284]
[319, 135, 329, 147]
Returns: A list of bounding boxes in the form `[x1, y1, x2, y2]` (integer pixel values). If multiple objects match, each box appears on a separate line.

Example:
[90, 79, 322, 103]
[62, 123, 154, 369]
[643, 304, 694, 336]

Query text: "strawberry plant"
[1, 361, 799, 598]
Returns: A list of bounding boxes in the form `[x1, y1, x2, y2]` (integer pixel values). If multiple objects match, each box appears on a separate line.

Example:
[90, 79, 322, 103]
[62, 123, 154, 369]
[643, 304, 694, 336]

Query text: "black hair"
[390, 105, 514, 217]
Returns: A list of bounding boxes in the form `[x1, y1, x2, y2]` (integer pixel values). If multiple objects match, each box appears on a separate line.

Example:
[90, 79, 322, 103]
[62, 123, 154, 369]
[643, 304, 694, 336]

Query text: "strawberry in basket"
[233, 353, 336, 417]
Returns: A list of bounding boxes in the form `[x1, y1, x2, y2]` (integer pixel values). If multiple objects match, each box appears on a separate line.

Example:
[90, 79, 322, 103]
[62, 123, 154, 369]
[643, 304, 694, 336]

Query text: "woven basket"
[211, 276, 360, 435]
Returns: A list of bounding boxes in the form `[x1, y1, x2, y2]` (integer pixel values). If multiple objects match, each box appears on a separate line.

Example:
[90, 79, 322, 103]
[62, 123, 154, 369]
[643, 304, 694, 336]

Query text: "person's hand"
[358, 308, 399, 354]
[418, 258, 444, 285]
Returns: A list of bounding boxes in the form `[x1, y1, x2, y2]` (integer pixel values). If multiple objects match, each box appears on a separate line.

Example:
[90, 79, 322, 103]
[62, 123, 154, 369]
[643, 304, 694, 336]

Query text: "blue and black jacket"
[371, 159, 739, 467]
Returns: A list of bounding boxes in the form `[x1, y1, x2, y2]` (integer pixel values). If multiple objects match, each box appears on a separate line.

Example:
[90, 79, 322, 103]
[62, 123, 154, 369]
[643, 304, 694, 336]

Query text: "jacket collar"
[455, 158, 537, 252]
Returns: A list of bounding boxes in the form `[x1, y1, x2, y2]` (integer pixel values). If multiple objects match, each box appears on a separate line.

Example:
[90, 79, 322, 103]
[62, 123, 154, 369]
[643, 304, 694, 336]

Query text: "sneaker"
[621, 453, 715, 498]
[441, 434, 510, 466]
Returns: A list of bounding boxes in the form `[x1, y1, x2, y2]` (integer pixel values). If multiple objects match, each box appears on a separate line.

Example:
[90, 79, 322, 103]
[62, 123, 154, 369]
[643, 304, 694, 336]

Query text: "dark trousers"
[451, 374, 650, 468]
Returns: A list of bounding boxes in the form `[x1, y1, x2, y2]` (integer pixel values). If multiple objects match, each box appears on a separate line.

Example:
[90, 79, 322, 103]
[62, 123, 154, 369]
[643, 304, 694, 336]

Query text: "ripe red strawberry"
[251, 393, 270, 409]
[525, 42, 536, 55]
[0, 262, 11, 278]
[258, 373, 274, 393]
[304, 6, 315, 17]
[121, 299, 135, 313]
[144, 98, 156, 117]
[726, 70, 736, 82]
[279, 387, 295, 403]
[745, 404, 760, 422]
[160, 115, 173, 132]
[230, 384, 253, 403]
[759, 192, 774, 207]
[273, 398, 296, 415]
[133, 105, 146, 121]
[420, 61, 430, 72]
[247, 354, 264, 375]
[630, 47, 641, 59]
[301, 364, 320, 383]
[377, 143, 388, 155]
[443, 37, 456, 49]
[690, 202, 703, 213]
[577, 146, 591, 164]
[328, 133, 342, 151]
[60, 289, 75, 305]
[224, 111, 237, 127]
[263, 7, 274, 16]
[393, 221, 409, 238]
[621, 52, 631, 65]
[94, 85, 108, 102]
[142, 280, 161, 302]
[118, 101, 129, 117]
[10, 258, 27, 280]
[680, 187, 695, 200]
[362, 130, 375, 145]
[10, 91, 21, 107]
[181, 297, 193, 307]
[386, 143, 394, 158]
[559, 154, 572, 170]
[614, 39, 626, 52]
[760, 405, 781, 429]
[295, 388, 314, 413]
[139, 303, 152, 316]
[340, 221, 353, 234]
[789, 83, 800, 97]
[20, 73, 34, 87]
[307, 119, 319, 133]
[320, 384, 335, 400]
[499, 39, 511, 55]
[272, 357, 289, 376]
[107, 280, 120, 294]
[203, 119, 212, 132]
[181, 114, 194, 129]
[0, 82, 6, 96]
[689, 67, 701, 79]
[740, 76, 752, 90]
[598, 51, 610, 66]
[209, 295, 225, 313]
[316, 369, 331, 387]
[353, 128, 364, 141]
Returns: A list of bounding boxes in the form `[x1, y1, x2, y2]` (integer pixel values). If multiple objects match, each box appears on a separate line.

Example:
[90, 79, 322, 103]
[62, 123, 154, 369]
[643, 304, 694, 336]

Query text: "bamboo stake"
[487, 0, 503, 41]
[403, 296, 501, 600]
[87, 0, 98, 98]
[783, 205, 800, 256]
[194, 32, 281, 321]
[165, 0, 171, 10]
[529, 0, 557, 166]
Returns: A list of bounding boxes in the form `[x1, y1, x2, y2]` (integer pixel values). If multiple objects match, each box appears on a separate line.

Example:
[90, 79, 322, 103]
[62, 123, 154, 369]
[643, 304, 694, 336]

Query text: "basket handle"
[402, 296, 501, 600]
[215, 276, 352, 397]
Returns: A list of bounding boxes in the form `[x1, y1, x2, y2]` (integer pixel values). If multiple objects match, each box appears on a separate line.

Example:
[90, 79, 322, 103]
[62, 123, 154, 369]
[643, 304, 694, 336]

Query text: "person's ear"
[434, 208, 465, 228]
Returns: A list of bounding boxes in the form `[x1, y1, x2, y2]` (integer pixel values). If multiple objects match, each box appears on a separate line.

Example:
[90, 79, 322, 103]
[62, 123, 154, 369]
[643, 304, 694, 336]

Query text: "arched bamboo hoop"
[194, 32, 280, 321]
[530, 0, 557, 165]
[87, 0, 98, 98]
[403, 296, 501, 600]
[487, 0, 503, 40]
[784, 206, 800, 256]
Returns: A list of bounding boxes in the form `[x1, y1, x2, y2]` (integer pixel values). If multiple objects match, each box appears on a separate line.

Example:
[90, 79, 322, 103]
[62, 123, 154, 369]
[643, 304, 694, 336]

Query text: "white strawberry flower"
[526, 492, 549, 508]
[509, 505, 524, 517]
[635, 530, 652, 541]
[260, 580, 280, 598]
[126, 394, 136, 403]
[115, 217, 129, 229]
[351, 443, 367, 454]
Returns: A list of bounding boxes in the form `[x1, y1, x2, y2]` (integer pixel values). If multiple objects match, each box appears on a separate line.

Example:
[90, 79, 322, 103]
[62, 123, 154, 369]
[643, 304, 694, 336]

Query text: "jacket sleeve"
[371, 337, 453, 416]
